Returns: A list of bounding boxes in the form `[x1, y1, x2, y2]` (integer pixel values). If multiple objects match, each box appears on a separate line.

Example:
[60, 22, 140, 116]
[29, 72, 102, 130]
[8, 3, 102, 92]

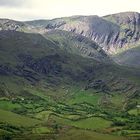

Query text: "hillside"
[44, 30, 110, 62]
[0, 30, 140, 139]
[113, 45, 140, 67]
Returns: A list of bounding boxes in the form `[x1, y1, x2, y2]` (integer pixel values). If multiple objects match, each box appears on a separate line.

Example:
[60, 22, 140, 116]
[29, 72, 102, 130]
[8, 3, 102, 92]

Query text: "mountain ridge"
[25, 11, 140, 67]
[0, 11, 140, 67]
[25, 12, 139, 52]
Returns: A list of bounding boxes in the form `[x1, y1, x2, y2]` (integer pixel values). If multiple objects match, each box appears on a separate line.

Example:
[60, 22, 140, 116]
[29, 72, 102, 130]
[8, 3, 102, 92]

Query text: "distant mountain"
[0, 18, 31, 32]
[26, 15, 121, 53]
[26, 12, 140, 67]
[1, 12, 140, 67]
[0, 18, 110, 62]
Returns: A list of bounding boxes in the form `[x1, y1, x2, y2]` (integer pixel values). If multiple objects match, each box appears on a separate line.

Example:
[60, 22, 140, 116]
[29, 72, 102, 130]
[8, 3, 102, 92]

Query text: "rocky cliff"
[27, 12, 140, 55]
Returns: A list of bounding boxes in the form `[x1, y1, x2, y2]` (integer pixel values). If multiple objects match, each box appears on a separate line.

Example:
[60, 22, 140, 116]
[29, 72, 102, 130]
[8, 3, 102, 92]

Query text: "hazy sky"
[0, 0, 139, 21]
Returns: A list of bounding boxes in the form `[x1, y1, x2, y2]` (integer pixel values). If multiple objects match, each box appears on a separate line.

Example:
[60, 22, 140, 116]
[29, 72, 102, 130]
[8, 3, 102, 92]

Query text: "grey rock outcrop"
[28, 12, 140, 55]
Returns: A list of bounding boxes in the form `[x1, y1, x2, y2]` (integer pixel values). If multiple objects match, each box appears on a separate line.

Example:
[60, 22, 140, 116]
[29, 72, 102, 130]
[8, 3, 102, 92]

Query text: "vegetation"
[0, 17, 140, 140]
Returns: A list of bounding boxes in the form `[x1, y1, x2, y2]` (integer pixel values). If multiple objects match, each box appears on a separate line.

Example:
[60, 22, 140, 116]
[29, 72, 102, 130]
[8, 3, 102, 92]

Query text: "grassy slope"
[0, 100, 21, 111]
[113, 45, 140, 68]
[57, 128, 127, 140]
[52, 115, 112, 130]
[68, 90, 101, 105]
[0, 109, 41, 127]
[44, 30, 109, 62]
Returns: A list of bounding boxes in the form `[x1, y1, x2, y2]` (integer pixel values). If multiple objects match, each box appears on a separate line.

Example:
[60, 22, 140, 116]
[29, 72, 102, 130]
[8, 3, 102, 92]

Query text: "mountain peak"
[104, 11, 139, 17]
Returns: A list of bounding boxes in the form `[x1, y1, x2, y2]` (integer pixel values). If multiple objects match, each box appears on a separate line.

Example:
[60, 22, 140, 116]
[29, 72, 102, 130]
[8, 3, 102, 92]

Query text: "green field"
[56, 128, 127, 140]
[0, 109, 41, 127]
[52, 115, 112, 130]
[111, 94, 124, 109]
[68, 91, 101, 105]
[0, 100, 21, 111]
[32, 126, 51, 134]
[128, 109, 139, 115]
[35, 111, 52, 121]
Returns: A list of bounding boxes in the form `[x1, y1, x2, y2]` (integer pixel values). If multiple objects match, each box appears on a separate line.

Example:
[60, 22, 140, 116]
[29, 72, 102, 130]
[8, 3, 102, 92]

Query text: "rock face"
[27, 12, 140, 55]
[53, 16, 120, 53]
[0, 19, 28, 31]
[0, 19, 42, 33]
[104, 12, 140, 54]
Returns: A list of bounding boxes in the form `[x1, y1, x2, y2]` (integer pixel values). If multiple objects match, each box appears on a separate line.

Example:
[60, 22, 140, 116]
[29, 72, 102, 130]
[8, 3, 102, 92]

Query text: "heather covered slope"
[113, 45, 140, 68]
[0, 30, 139, 93]
[44, 30, 109, 62]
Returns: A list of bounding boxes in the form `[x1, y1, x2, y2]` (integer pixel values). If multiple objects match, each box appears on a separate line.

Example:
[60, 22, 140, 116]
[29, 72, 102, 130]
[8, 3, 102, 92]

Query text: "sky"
[0, 0, 139, 21]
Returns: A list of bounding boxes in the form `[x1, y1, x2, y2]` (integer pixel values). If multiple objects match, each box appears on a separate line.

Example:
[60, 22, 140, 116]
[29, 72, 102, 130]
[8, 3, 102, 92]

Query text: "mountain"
[1, 30, 138, 93]
[0, 18, 31, 32]
[43, 30, 110, 62]
[26, 12, 140, 67]
[0, 13, 140, 140]
[26, 15, 121, 53]
[0, 18, 110, 62]
[1, 12, 140, 67]
[104, 12, 140, 52]
[27, 12, 140, 54]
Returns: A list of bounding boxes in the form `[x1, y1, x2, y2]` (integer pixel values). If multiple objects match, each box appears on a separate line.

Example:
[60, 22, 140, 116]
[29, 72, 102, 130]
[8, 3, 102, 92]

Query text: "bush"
[0, 134, 12, 140]
[112, 120, 126, 126]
